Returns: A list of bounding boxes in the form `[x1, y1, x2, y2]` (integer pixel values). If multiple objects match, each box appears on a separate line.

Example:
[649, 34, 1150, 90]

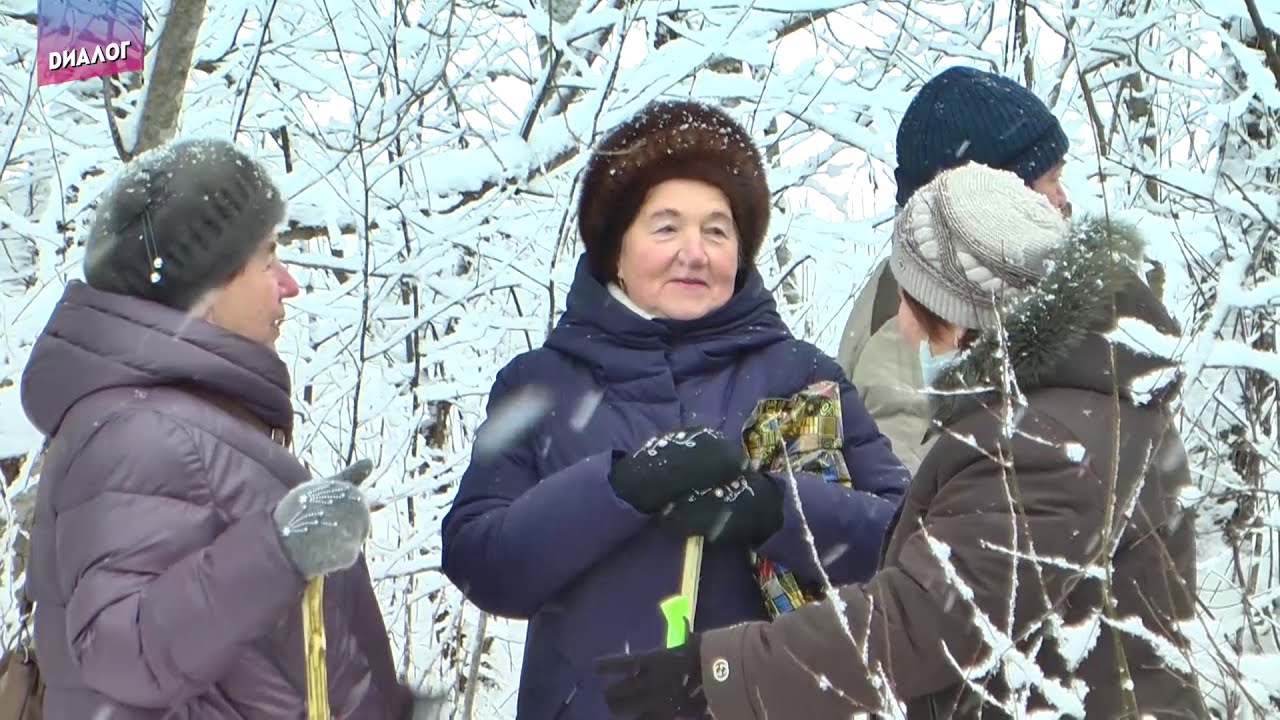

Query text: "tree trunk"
[134, 0, 209, 155]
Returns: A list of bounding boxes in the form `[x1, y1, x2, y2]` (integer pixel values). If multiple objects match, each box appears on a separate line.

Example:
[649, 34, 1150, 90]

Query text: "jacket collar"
[543, 255, 794, 383]
[21, 281, 295, 436]
[606, 282, 657, 320]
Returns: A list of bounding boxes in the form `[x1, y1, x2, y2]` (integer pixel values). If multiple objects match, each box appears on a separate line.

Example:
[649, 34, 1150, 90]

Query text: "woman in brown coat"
[595, 162, 1207, 719]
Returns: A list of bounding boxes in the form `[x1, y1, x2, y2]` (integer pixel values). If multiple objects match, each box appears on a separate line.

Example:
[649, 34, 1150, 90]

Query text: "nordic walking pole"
[303, 576, 329, 720]
[302, 457, 374, 719]
[660, 536, 704, 648]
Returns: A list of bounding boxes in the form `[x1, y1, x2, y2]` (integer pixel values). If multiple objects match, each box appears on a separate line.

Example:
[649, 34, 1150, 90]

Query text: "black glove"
[661, 470, 783, 546]
[595, 633, 708, 719]
[273, 459, 373, 579]
[609, 427, 745, 514]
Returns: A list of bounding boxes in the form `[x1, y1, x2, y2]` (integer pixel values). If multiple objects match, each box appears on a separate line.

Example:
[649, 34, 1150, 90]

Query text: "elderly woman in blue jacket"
[441, 99, 909, 719]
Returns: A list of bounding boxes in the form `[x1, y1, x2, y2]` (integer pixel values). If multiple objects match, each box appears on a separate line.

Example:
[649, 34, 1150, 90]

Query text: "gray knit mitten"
[273, 459, 374, 579]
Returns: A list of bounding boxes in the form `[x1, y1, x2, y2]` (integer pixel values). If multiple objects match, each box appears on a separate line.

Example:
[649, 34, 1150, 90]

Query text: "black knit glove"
[609, 428, 745, 514]
[661, 470, 783, 546]
[273, 459, 373, 579]
[595, 633, 708, 719]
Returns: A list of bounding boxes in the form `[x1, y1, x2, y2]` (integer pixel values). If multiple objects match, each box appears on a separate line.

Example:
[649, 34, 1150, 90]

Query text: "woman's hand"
[595, 632, 709, 719]
[660, 471, 783, 546]
[609, 427, 745, 514]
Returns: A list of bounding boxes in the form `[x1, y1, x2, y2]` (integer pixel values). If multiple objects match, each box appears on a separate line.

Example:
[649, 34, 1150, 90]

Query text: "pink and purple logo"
[37, 0, 145, 87]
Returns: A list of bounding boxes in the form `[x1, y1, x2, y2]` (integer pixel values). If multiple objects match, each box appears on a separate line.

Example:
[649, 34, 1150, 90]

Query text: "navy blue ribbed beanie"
[894, 67, 1069, 207]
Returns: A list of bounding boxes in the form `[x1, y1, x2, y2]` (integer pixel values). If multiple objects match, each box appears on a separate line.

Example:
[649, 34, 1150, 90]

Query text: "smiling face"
[200, 233, 300, 347]
[615, 179, 740, 320]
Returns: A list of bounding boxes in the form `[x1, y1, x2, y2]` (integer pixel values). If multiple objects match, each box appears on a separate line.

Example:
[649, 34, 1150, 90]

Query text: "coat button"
[711, 658, 730, 682]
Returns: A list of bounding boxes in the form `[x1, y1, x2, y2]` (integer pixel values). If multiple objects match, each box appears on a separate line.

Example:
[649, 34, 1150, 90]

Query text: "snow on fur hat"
[890, 162, 1070, 330]
[577, 100, 770, 282]
[83, 138, 286, 310]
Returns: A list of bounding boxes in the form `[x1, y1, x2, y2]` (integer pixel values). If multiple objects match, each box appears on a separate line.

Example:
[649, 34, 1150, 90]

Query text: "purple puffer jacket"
[19, 281, 413, 719]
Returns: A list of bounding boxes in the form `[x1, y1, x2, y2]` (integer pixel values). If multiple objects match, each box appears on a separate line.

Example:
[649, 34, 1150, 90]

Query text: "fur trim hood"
[930, 217, 1182, 430]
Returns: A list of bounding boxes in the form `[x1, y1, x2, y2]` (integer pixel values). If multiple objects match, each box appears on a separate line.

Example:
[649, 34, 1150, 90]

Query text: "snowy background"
[2, 0, 1279, 717]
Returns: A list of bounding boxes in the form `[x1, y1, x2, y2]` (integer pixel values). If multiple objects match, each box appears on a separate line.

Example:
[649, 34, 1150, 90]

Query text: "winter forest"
[2, 0, 1279, 717]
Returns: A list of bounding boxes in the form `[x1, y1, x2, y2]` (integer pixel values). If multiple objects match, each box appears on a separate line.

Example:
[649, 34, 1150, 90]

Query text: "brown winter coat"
[19, 281, 412, 719]
[702, 220, 1207, 719]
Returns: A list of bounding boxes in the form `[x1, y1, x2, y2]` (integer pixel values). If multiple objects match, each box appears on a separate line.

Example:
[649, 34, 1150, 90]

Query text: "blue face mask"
[919, 340, 959, 387]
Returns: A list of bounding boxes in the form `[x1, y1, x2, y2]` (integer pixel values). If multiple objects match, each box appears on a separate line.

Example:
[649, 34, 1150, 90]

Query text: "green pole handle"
[659, 595, 692, 649]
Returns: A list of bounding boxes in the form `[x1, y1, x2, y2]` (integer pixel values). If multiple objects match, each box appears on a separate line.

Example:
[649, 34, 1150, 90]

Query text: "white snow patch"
[1054, 616, 1102, 672]
[568, 389, 603, 431]
[473, 384, 554, 460]
[1176, 484, 1205, 510]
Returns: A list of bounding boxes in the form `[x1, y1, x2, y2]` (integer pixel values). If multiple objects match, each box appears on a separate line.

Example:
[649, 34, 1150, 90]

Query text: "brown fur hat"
[577, 100, 770, 282]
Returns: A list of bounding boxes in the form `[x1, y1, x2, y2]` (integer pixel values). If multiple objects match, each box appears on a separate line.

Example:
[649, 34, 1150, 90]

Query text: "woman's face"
[616, 179, 740, 320]
[896, 290, 963, 351]
[1030, 161, 1070, 216]
[201, 233, 300, 347]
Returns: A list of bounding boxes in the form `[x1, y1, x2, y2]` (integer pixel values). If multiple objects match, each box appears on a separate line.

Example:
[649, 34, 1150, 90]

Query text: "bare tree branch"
[101, 76, 131, 162]
[1242, 0, 1280, 90]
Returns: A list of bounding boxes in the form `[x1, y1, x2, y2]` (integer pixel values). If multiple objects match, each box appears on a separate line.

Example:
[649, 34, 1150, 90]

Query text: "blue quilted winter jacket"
[441, 255, 909, 719]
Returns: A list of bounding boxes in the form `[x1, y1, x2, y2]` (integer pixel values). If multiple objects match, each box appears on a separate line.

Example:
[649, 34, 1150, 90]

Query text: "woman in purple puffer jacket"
[20, 138, 436, 719]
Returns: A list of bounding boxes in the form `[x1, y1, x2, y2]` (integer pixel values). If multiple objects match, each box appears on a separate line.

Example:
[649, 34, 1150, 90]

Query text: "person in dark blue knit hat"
[892, 66, 1070, 210]
[835, 66, 1072, 474]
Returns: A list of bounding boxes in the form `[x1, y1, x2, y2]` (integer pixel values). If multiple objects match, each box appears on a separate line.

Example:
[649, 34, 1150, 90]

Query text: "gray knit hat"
[889, 162, 1069, 330]
[83, 138, 286, 310]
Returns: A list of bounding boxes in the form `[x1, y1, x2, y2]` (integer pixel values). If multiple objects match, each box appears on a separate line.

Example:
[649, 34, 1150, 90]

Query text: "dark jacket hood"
[544, 255, 795, 385]
[21, 280, 294, 436]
